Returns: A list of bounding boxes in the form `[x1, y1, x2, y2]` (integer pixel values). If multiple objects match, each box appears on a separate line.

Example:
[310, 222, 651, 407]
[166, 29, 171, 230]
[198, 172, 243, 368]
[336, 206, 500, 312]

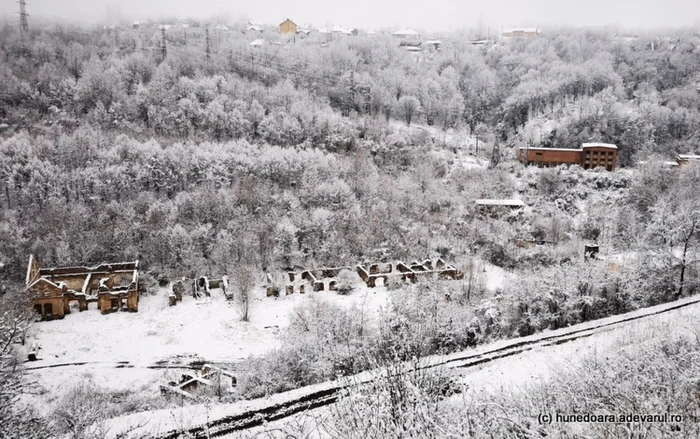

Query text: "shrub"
[335, 269, 357, 295]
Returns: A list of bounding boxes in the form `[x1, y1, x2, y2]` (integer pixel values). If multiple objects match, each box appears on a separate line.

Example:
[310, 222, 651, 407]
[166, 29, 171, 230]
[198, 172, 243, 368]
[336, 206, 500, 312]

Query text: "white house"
[393, 28, 420, 39]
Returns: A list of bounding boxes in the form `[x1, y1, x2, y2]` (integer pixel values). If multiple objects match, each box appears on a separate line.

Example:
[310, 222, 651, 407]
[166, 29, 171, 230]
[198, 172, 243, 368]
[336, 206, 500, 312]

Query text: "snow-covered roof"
[423, 40, 442, 45]
[249, 39, 265, 46]
[476, 199, 525, 207]
[393, 28, 420, 36]
[246, 25, 262, 32]
[503, 27, 539, 34]
[159, 24, 172, 30]
[26, 277, 59, 290]
[405, 46, 422, 52]
[581, 143, 618, 150]
[518, 147, 582, 152]
[331, 25, 345, 33]
[677, 154, 700, 160]
[520, 144, 618, 152]
[367, 30, 377, 35]
[318, 27, 330, 34]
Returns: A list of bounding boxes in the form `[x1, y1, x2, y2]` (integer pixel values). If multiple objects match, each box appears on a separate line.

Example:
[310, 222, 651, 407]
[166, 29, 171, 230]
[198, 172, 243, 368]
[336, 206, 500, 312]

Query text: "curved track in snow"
[116, 295, 700, 439]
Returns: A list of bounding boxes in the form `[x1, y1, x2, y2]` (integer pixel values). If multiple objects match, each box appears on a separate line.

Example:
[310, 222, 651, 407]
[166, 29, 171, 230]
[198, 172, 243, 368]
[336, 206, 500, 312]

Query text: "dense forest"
[1, 22, 700, 287]
[2, 20, 700, 438]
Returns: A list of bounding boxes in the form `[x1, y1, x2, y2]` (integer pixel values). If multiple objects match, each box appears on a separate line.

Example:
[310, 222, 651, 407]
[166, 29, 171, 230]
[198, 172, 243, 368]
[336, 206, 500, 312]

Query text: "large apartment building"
[518, 143, 618, 171]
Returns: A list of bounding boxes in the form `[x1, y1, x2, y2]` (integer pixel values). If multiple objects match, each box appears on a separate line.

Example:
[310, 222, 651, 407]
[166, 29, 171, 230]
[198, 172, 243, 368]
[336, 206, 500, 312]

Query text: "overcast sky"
[2, 0, 699, 32]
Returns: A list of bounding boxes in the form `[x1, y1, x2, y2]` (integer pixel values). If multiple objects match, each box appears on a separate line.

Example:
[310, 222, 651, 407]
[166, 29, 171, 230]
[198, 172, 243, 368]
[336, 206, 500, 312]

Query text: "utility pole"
[350, 70, 356, 101]
[160, 27, 167, 61]
[205, 25, 211, 60]
[19, 0, 29, 36]
[350, 70, 356, 114]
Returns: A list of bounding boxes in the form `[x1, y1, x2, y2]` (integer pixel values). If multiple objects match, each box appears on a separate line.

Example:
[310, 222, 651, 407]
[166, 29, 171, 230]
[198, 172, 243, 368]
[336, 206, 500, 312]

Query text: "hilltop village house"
[518, 143, 618, 171]
[26, 255, 140, 321]
[393, 28, 421, 40]
[502, 28, 540, 38]
[279, 18, 297, 34]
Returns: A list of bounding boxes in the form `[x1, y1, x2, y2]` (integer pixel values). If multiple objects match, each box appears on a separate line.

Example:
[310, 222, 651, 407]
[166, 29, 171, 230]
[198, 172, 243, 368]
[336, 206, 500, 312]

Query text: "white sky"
[1, 0, 699, 32]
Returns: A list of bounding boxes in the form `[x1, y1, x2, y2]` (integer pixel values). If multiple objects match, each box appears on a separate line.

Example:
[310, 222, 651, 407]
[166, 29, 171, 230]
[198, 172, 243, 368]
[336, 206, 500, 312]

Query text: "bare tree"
[234, 266, 256, 322]
[460, 257, 481, 303]
[52, 383, 108, 439]
[644, 199, 700, 299]
[0, 296, 52, 439]
[396, 95, 421, 126]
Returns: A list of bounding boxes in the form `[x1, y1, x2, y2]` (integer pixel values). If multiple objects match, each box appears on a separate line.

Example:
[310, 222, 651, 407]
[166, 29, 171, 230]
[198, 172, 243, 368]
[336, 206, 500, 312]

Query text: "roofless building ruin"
[25, 255, 140, 321]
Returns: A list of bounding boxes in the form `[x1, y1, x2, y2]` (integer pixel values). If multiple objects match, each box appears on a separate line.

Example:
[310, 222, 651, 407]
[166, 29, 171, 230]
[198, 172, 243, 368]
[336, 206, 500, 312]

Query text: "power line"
[205, 25, 211, 60]
[18, 0, 29, 35]
[160, 26, 167, 61]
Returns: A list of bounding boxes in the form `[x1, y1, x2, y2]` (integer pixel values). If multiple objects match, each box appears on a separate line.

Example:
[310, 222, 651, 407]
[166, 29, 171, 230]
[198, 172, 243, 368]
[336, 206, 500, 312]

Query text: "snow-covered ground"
[452, 299, 700, 398]
[94, 295, 700, 439]
[22, 283, 393, 414]
[228, 296, 700, 439]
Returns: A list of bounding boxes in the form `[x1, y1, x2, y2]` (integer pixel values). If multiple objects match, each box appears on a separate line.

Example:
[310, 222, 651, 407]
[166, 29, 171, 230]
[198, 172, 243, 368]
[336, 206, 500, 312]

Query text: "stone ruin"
[356, 258, 463, 287]
[281, 267, 344, 296]
[160, 363, 236, 400]
[25, 255, 140, 321]
[278, 258, 463, 295]
[169, 275, 230, 306]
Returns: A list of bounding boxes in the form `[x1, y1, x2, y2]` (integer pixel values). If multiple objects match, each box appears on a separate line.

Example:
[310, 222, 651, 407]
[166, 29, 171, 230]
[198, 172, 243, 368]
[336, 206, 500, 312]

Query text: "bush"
[335, 269, 357, 295]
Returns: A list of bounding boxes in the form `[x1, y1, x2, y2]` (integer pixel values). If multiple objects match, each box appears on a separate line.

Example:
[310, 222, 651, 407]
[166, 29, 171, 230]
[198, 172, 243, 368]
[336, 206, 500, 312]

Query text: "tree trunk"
[678, 219, 697, 298]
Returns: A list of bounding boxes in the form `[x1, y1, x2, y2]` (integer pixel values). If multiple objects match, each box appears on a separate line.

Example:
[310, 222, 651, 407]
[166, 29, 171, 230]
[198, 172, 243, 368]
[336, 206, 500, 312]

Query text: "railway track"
[24, 357, 239, 372]
[141, 294, 700, 439]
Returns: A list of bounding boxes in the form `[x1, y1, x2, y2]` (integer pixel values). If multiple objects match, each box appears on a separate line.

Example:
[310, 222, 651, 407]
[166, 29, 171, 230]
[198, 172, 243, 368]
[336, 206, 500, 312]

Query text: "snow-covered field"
[20, 266, 509, 424]
[21, 283, 393, 414]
